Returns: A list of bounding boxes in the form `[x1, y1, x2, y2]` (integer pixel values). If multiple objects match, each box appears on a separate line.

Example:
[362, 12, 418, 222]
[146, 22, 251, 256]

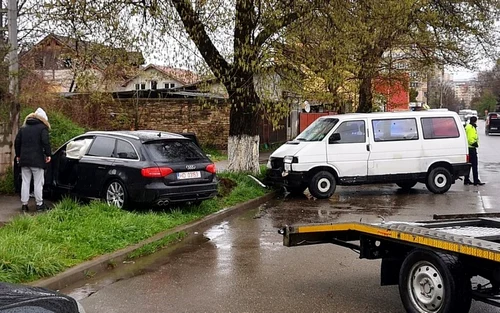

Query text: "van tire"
[396, 181, 417, 190]
[309, 171, 336, 199]
[426, 167, 452, 194]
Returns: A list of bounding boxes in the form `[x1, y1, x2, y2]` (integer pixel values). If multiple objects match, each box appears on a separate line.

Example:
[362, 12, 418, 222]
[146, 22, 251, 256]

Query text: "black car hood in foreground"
[0, 282, 81, 313]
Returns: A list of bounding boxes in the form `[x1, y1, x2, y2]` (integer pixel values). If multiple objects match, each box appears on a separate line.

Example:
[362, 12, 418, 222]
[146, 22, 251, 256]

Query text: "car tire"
[396, 181, 417, 190]
[308, 171, 336, 199]
[399, 249, 471, 313]
[104, 180, 128, 209]
[426, 167, 452, 194]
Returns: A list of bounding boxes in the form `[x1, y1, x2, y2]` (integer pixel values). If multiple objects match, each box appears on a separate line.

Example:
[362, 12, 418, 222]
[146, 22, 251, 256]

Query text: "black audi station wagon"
[45, 130, 218, 209]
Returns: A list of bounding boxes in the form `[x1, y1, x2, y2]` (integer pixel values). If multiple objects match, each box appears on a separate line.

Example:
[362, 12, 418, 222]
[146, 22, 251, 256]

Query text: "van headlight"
[283, 156, 298, 164]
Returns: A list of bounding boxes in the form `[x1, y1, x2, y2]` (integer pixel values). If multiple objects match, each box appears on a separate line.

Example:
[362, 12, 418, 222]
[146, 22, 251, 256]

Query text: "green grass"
[0, 166, 15, 194]
[0, 171, 269, 284]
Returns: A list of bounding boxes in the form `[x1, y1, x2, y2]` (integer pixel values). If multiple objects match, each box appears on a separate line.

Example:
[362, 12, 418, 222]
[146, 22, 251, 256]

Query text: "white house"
[116, 64, 201, 91]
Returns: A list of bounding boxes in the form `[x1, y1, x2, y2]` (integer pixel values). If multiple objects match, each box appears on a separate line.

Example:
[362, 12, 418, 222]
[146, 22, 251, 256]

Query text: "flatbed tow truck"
[279, 213, 500, 313]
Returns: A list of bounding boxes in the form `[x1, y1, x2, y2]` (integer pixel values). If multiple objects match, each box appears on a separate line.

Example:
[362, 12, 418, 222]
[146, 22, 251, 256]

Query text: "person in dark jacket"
[14, 108, 52, 212]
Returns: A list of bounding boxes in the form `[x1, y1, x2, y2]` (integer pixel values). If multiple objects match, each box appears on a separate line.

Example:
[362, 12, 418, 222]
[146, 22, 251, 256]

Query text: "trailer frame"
[280, 215, 500, 313]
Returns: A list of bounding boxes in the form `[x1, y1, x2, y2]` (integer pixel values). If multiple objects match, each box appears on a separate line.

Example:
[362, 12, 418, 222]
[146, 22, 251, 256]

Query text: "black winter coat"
[14, 117, 52, 169]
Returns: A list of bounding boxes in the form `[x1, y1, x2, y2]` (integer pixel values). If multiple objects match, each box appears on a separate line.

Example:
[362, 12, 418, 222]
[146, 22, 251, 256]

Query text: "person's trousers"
[21, 167, 44, 206]
[465, 148, 479, 183]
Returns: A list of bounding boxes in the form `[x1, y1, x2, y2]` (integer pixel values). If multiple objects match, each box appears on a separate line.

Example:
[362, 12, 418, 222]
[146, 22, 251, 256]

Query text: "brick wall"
[58, 96, 231, 149]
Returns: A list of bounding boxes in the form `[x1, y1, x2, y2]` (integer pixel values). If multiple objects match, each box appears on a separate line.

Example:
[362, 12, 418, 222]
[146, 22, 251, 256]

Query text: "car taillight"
[491, 114, 498, 119]
[206, 163, 216, 174]
[466, 154, 470, 163]
[141, 167, 173, 178]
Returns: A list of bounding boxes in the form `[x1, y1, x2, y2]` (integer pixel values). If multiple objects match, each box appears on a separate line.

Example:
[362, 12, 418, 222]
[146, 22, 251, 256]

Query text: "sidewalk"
[0, 151, 275, 225]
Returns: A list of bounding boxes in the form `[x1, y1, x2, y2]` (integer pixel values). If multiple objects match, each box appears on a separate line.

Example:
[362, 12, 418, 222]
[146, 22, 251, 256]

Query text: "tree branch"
[170, 0, 231, 81]
[254, 11, 299, 48]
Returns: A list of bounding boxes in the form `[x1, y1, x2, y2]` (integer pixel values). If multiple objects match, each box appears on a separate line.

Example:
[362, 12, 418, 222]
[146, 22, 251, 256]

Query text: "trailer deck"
[280, 216, 500, 313]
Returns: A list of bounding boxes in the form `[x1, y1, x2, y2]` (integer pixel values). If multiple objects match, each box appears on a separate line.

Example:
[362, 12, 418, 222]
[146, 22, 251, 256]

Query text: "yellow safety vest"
[465, 124, 478, 148]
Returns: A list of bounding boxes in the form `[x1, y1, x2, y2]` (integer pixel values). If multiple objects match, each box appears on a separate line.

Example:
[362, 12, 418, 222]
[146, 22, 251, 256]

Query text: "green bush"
[21, 107, 85, 151]
[0, 166, 15, 194]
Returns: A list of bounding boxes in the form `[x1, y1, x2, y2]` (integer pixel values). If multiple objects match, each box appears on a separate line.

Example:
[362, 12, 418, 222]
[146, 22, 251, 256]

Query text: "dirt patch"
[218, 177, 237, 197]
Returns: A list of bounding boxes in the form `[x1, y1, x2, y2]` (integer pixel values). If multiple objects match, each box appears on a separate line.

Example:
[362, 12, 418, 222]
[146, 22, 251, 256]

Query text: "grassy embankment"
[0, 109, 272, 284]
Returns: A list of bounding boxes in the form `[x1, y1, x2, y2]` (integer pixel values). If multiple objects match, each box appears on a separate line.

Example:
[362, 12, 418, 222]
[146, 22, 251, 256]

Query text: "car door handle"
[366, 144, 370, 152]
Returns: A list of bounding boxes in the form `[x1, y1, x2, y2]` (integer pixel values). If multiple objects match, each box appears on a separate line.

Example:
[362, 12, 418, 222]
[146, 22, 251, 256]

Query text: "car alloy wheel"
[105, 180, 127, 209]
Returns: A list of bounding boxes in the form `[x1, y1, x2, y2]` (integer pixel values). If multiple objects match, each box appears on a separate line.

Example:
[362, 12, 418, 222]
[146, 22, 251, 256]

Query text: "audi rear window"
[144, 140, 207, 162]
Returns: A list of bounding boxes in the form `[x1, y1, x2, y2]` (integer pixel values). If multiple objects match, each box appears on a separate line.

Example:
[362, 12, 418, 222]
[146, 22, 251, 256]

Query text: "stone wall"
[58, 96, 231, 149]
[0, 122, 12, 175]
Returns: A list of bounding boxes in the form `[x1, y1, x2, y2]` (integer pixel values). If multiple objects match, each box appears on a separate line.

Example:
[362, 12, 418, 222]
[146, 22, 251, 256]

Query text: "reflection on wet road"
[70, 121, 500, 313]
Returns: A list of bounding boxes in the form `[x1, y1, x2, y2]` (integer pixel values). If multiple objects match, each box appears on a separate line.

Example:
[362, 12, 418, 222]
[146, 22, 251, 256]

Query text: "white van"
[266, 110, 471, 198]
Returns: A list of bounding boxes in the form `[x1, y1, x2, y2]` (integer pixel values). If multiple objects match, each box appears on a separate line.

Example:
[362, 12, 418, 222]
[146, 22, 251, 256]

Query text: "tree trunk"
[225, 74, 261, 174]
[357, 74, 373, 113]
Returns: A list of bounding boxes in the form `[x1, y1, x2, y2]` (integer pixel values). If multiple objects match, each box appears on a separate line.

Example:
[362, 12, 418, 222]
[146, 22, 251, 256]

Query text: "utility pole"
[8, 0, 19, 163]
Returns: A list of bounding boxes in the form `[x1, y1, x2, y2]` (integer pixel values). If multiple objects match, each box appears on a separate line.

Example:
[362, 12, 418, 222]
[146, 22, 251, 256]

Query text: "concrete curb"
[30, 192, 276, 291]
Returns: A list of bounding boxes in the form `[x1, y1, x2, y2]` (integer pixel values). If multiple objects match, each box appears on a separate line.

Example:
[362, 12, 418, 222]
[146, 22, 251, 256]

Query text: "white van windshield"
[296, 118, 339, 141]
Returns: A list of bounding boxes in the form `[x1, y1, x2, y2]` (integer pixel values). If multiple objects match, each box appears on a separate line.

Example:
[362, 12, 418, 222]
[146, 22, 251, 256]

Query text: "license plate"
[177, 171, 201, 179]
[491, 127, 497, 130]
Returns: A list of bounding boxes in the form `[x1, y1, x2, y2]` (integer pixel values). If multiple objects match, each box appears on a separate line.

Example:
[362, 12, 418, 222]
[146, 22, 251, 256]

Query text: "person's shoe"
[474, 181, 485, 186]
[36, 203, 47, 212]
[464, 180, 472, 185]
[21, 205, 29, 212]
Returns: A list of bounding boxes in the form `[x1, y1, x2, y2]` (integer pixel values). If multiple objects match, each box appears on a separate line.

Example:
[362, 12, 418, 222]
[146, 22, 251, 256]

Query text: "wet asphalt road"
[68, 121, 500, 313]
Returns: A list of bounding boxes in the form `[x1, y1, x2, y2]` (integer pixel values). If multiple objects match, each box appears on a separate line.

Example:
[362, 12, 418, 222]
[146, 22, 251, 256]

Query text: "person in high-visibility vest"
[464, 116, 485, 186]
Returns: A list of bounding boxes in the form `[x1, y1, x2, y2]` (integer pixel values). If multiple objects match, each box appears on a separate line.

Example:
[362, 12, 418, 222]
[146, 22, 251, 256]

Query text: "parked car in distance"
[40, 130, 218, 209]
[266, 110, 470, 198]
[0, 282, 86, 312]
[485, 112, 500, 135]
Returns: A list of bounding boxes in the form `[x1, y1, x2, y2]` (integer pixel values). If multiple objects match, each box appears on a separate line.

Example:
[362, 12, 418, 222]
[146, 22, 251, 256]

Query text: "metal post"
[8, 0, 19, 163]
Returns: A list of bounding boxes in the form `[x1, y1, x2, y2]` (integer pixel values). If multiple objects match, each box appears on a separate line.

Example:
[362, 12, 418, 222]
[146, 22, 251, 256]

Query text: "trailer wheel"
[426, 167, 452, 194]
[308, 171, 336, 199]
[399, 249, 471, 313]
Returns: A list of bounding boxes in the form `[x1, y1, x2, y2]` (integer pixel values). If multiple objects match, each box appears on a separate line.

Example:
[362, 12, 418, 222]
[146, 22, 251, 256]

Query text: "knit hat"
[35, 107, 48, 122]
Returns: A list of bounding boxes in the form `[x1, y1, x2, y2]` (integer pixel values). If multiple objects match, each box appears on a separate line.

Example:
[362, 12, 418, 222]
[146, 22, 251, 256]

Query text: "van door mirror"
[329, 133, 341, 144]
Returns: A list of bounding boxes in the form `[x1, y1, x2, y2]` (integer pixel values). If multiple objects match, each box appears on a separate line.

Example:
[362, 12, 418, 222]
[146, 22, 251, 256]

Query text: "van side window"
[333, 121, 366, 143]
[421, 117, 459, 139]
[372, 118, 418, 142]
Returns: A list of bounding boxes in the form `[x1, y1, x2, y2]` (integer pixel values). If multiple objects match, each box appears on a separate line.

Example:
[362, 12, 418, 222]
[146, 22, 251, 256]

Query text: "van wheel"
[399, 249, 471, 313]
[309, 171, 336, 199]
[426, 167, 452, 194]
[396, 181, 417, 190]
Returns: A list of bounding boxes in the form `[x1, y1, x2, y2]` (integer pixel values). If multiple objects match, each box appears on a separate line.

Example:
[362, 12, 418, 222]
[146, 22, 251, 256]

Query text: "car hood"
[269, 141, 310, 158]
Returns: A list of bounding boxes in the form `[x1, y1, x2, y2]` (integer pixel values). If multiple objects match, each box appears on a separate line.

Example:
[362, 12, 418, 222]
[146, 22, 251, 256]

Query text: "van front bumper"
[452, 163, 471, 178]
[264, 169, 305, 188]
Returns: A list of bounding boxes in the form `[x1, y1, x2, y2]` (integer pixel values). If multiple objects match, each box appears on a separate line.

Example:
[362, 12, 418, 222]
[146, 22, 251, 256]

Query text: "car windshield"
[145, 140, 207, 162]
[296, 118, 339, 141]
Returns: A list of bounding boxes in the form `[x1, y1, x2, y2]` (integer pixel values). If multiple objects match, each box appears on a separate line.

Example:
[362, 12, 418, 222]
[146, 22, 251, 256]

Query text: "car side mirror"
[329, 133, 341, 144]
